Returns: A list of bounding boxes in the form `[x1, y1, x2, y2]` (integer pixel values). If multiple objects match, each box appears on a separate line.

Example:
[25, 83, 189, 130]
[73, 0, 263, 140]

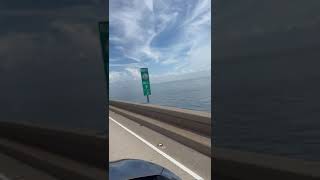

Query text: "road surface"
[109, 110, 211, 180]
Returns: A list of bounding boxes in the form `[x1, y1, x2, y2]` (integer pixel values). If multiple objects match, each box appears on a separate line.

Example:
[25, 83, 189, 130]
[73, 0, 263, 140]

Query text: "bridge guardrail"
[110, 100, 211, 137]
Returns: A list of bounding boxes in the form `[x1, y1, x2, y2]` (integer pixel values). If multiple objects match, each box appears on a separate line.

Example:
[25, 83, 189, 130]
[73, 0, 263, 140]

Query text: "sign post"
[140, 68, 151, 103]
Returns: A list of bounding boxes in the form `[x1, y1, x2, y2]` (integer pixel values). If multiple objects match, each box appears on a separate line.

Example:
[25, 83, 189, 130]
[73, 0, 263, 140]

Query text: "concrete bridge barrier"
[110, 100, 211, 137]
[109, 100, 211, 157]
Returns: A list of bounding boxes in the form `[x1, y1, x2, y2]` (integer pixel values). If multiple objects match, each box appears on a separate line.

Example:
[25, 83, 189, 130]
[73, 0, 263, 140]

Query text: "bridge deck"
[109, 110, 211, 180]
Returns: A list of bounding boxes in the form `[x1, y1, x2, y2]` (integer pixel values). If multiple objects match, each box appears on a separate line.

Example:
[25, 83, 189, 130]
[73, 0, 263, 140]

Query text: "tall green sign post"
[140, 68, 151, 103]
[98, 21, 108, 96]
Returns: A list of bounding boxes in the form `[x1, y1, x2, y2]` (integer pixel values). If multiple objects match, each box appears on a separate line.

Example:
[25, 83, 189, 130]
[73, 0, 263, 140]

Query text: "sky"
[109, 0, 211, 85]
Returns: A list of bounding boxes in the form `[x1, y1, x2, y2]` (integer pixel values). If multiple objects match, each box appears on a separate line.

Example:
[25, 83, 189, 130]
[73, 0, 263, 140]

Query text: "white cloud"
[109, 67, 142, 84]
[110, 0, 211, 84]
[125, 67, 141, 80]
[109, 71, 123, 83]
[144, 0, 154, 12]
[161, 58, 179, 65]
[183, 42, 211, 72]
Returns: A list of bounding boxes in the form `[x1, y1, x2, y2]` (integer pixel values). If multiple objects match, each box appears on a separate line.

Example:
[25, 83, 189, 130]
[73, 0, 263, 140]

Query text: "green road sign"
[140, 68, 151, 96]
[98, 21, 108, 82]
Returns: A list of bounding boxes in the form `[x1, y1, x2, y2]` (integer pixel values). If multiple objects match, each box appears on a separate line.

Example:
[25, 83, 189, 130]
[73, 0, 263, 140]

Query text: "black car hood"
[109, 159, 181, 180]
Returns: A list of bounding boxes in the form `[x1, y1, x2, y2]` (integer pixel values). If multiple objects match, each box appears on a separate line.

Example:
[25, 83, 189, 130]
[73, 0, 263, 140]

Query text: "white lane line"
[109, 116, 203, 180]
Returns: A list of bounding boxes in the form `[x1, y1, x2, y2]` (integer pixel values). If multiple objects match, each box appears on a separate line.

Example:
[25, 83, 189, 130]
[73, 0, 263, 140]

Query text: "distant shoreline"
[152, 75, 211, 85]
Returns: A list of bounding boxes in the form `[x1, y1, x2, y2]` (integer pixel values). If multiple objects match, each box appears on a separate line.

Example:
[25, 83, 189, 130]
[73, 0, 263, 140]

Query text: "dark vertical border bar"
[211, 0, 215, 178]
[98, 20, 109, 174]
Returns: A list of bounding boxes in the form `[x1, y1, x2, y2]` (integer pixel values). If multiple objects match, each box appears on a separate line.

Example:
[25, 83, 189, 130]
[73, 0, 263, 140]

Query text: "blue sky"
[109, 0, 211, 85]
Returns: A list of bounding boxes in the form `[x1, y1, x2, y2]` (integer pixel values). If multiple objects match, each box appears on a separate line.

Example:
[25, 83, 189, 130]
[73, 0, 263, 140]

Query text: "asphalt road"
[109, 110, 211, 180]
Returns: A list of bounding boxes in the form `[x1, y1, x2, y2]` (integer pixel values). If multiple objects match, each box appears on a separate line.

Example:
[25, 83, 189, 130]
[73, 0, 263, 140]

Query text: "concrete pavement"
[109, 110, 211, 180]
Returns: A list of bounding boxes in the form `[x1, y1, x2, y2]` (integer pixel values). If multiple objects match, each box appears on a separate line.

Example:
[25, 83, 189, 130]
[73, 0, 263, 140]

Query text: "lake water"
[109, 76, 211, 112]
